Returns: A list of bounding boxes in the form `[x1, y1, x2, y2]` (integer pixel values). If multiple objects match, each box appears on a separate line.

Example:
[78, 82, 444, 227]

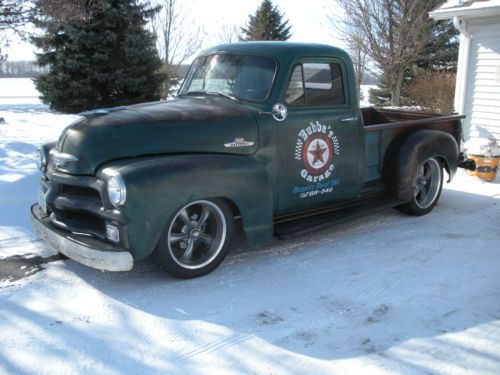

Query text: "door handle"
[340, 117, 358, 123]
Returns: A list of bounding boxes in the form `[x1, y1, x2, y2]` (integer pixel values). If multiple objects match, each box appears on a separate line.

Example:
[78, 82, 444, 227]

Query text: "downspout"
[452, 16, 472, 143]
[453, 16, 471, 116]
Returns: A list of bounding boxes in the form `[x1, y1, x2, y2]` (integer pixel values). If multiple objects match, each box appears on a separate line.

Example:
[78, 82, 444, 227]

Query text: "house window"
[285, 62, 345, 107]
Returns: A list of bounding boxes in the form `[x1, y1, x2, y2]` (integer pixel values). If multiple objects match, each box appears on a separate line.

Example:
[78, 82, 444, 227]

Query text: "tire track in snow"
[169, 333, 254, 362]
[262, 204, 496, 354]
[344, 203, 499, 306]
[227, 210, 400, 267]
[281, 204, 494, 323]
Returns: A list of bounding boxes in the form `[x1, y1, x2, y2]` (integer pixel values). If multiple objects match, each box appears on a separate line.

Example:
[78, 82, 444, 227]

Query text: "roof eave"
[430, 5, 500, 20]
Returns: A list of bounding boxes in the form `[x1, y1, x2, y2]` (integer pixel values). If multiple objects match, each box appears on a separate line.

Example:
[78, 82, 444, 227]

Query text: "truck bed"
[361, 107, 465, 185]
[362, 107, 465, 132]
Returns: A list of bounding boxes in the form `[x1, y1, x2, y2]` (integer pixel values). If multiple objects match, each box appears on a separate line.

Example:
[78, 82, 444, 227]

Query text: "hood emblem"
[49, 150, 79, 169]
[224, 138, 255, 148]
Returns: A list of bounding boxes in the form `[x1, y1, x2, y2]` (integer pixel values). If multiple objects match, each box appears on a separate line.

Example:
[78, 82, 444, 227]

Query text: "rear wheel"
[398, 157, 443, 216]
[156, 199, 234, 278]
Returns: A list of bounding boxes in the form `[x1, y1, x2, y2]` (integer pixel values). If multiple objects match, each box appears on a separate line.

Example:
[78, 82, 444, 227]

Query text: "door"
[277, 60, 364, 214]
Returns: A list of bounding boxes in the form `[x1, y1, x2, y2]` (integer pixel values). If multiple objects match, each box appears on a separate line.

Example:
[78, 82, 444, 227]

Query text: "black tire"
[397, 157, 444, 216]
[156, 199, 234, 278]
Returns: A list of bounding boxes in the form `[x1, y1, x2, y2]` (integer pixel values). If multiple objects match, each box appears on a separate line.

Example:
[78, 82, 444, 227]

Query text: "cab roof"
[199, 42, 350, 62]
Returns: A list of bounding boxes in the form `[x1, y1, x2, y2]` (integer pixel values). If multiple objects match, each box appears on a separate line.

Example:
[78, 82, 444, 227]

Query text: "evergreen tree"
[414, 19, 459, 72]
[33, 0, 164, 114]
[240, 0, 292, 41]
[369, 78, 392, 108]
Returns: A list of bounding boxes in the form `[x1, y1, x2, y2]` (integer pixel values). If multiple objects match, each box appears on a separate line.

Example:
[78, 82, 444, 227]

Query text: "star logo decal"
[308, 141, 327, 165]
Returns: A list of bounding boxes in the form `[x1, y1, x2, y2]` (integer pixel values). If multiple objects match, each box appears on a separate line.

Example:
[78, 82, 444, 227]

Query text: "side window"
[285, 62, 345, 107]
[285, 65, 305, 106]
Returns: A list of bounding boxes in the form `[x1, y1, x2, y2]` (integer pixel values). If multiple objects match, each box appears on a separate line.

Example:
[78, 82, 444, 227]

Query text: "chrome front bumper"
[30, 204, 133, 272]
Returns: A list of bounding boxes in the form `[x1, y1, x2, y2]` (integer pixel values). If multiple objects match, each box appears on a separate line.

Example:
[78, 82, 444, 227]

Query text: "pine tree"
[33, 0, 164, 114]
[369, 79, 392, 108]
[240, 0, 292, 41]
[414, 19, 459, 72]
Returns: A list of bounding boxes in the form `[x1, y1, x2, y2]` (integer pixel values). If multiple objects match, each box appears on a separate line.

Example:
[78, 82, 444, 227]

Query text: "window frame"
[284, 64, 306, 106]
[283, 58, 350, 109]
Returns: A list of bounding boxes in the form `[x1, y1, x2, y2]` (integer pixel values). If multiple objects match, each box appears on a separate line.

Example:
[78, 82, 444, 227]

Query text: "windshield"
[179, 54, 276, 102]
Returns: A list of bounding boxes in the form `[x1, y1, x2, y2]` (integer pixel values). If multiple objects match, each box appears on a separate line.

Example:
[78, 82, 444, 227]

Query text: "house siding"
[464, 18, 500, 141]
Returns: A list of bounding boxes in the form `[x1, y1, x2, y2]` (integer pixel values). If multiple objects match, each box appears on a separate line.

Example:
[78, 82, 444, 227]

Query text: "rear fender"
[98, 155, 273, 260]
[383, 130, 459, 201]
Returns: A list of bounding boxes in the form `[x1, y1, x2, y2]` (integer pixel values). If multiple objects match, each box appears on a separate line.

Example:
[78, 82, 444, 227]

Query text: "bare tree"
[0, 0, 31, 32]
[351, 40, 369, 95]
[328, 0, 433, 106]
[214, 22, 240, 44]
[1, 0, 103, 66]
[0, 49, 6, 65]
[328, 19, 369, 94]
[326, 4, 370, 96]
[0, 0, 31, 63]
[151, 0, 203, 96]
[1, 0, 102, 33]
[33, 0, 103, 26]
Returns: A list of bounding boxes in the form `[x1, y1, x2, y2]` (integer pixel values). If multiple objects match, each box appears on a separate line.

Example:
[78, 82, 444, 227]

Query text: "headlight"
[36, 147, 47, 171]
[103, 169, 126, 206]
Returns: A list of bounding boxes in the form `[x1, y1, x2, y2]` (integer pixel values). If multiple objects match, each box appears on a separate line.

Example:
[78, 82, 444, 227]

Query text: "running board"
[274, 196, 405, 240]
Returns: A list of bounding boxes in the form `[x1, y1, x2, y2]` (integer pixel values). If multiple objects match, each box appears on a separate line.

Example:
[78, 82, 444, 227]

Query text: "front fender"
[98, 154, 273, 260]
[383, 130, 459, 201]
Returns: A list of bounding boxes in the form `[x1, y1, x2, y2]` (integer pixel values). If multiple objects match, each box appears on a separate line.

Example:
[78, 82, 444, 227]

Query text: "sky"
[3, 0, 343, 61]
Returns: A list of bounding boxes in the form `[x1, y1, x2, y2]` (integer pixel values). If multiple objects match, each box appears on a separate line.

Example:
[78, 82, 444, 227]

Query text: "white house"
[430, 0, 500, 146]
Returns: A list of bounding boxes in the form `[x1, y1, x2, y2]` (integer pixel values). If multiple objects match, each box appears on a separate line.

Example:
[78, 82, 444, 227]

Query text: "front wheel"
[397, 157, 444, 216]
[156, 199, 234, 278]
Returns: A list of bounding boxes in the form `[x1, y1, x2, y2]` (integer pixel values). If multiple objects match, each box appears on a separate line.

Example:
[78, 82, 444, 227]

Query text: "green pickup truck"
[31, 42, 470, 278]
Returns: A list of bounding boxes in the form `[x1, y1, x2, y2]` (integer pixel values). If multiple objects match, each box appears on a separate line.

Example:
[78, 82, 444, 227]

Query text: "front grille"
[42, 172, 106, 239]
[41, 171, 128, 247]
[47, 179, 107, 239]
[61, 210, 106, 239]
[60, 185, 101, 200]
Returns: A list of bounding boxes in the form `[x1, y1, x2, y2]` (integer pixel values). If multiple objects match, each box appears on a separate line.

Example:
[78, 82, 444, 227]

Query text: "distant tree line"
[0, 60, 48, 77]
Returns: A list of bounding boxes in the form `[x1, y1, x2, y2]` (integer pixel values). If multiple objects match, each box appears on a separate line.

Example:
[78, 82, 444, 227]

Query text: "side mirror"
[272, 103, 287, 122]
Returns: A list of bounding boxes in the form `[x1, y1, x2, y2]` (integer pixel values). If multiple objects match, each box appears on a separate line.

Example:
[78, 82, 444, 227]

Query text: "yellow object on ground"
[467, 154, 500, 182]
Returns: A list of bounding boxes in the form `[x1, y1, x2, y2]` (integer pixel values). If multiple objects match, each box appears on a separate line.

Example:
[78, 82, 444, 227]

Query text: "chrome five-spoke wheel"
[398, 157, 444, 216]
[156, 199, 234, 278]
[413, 158, 442, 210]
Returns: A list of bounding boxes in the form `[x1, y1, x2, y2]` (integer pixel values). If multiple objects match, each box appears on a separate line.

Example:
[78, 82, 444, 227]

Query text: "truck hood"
[56, 97, 259, 175]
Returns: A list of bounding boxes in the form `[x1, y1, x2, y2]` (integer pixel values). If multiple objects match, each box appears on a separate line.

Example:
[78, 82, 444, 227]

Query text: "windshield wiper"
[179, 90, 239, 102]
[213, 91, 239, 102]
[178, 91, 207, 97]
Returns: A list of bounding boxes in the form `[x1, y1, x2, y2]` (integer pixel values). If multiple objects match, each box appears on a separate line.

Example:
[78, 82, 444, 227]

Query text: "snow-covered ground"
[0, 78, 79, 257]
[1, 79, 500, 374]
